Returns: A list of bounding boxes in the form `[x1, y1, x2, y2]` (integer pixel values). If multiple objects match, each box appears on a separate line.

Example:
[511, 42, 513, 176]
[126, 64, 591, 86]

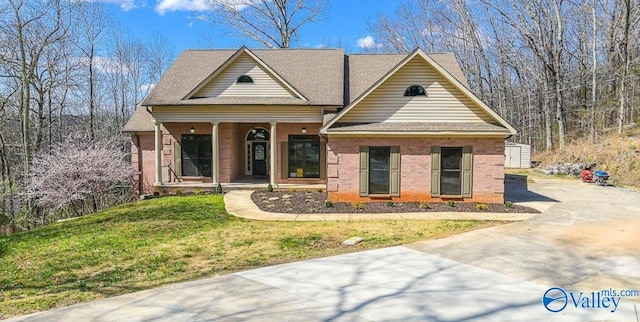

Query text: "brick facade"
[131, 122, 325, 194]
[326, 137, 505, 204]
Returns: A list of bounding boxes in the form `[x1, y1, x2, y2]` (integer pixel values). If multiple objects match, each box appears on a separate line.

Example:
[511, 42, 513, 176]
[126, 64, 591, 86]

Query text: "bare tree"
[76, 1, 111, 142]
[206, 0, 328, 48]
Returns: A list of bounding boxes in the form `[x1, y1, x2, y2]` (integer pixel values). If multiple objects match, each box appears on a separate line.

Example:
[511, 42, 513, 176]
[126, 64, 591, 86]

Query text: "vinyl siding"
[152, 106, 322, 123]
[192, 53, 298, 98]
[340, 56, 496, 124]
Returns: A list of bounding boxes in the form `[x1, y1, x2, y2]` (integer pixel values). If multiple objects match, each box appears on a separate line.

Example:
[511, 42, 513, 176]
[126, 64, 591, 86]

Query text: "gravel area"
[250, 190, 540, 214]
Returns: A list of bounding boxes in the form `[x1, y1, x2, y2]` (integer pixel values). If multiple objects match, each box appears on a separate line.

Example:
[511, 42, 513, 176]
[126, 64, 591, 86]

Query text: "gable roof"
[142, 48, 344, 106]
[321, 48, 516, 135]
[346, 53, 469, 103]
[184, 47, 308, 101]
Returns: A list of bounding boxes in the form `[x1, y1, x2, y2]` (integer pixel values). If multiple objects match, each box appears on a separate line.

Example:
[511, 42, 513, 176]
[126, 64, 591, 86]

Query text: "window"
[237, 75, 254, 83]
[404, 85, 426, 96]
[288, 135, 320, 178]
[369, 147, 391, 194]
[181, 135, 212, 177]
[359, 146, 400, 197]
[440, 147, 462, 195]
[430, 146, 472, 197]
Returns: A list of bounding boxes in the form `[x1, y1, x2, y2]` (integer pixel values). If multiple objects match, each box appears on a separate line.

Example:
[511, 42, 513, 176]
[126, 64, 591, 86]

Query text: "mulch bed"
[250, 190, 539, 214]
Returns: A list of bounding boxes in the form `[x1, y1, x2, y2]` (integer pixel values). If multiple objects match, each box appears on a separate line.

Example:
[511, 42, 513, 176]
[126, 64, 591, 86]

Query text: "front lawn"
[0, 195, 503, 318]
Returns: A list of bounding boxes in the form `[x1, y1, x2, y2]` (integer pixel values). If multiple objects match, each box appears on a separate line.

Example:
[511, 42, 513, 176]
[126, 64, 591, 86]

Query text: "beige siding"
[192, 53, 297, 98]
[153, 106, 322, 123]
[341, 56, 496, 123]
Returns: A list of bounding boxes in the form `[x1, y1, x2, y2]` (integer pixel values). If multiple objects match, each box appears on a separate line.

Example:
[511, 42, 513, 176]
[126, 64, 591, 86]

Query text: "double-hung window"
[359, 146, 400, 196]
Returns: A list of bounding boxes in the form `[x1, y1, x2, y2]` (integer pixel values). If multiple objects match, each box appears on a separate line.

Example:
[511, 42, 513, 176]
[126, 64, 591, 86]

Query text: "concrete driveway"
[7, 177, 640, 321]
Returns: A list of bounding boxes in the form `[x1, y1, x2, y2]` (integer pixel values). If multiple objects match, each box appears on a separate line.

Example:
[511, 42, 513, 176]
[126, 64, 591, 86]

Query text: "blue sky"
[103, 0, 396, 53]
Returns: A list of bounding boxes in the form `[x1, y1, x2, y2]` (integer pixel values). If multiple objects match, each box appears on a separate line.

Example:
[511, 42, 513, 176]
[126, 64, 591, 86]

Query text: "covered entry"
[245, 127, 270, 176]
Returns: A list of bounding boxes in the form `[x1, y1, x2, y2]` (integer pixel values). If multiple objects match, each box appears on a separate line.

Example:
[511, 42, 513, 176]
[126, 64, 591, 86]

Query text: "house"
[123, 47, 516, 203]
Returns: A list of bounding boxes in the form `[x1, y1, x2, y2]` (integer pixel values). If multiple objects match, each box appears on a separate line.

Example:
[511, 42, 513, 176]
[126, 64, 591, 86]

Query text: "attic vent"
[404, 85, 426, 96]
[237, 75, 254, 83]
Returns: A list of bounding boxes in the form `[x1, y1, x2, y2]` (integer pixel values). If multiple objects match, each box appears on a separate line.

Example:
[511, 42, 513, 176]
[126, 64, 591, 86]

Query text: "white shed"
[505, 142, 532, 168]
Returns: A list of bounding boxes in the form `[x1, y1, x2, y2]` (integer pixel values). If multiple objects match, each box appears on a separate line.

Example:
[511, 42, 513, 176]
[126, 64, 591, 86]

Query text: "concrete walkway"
[6, 177, 640, 321]
[224, 190, 547, 221]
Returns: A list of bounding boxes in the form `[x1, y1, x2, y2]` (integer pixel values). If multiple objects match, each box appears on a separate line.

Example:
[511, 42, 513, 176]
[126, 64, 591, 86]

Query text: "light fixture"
[251, 128, 257, 134]
[189, 126, 195, 134]
[301, 126, 307, 135]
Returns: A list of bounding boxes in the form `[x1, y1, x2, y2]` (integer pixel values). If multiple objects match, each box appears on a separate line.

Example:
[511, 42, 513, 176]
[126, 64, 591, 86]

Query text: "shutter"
[319, 140, 327, 180]
[390, 146, 400, 197]
[462, 146, 473, 198]
[359, 146, 369, 196]
[430, 146, 441, 197]
[281, 142, 288, 179]
[174, 141, 182, 177]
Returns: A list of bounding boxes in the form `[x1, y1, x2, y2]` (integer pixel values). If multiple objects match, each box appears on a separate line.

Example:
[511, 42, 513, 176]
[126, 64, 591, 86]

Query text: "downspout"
[136, 133, 143, 196]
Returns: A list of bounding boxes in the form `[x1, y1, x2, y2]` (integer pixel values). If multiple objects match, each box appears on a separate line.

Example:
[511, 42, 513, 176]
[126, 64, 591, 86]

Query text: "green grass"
[0, 195, 503, 318]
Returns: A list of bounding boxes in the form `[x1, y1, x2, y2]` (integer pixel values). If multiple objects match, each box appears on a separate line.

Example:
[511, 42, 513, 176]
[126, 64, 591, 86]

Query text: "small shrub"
[504, 201, 514, 209]
[316, 188, 323, 193]
[153, 191, 160, 197]
[351, 202, 365, 210]
[385, 201, 394, 207]
[476, 203, 489, 211]
[193, 188, 202, 195]
[267, 184, 273, 192]
[324, 200, 333, 208]
[288, 188, 297, 192]
[175, 188, 183, 196]
[215, 183, 223, 194]
[446, 200, 455, 207]
[419, 201, 431, 209]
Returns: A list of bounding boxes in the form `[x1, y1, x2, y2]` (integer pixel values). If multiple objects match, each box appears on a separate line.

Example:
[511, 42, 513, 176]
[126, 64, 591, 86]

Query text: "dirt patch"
[554, 218, 640, 257]
[251, 191, 540, 214]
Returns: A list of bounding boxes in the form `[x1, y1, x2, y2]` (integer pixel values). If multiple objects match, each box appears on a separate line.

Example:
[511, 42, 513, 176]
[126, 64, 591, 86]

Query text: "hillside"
[0, 194, 496, 318]
[535, 127, 640, 187]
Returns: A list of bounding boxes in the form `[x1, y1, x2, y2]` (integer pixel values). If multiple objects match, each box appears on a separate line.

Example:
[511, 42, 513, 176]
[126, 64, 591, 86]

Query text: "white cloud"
[356, 35, 381, 49]
[156, 0, 210, 15]
[83, 0, 138, 11]
[156, 0, 248, 15]
[140, 83, 156, 92]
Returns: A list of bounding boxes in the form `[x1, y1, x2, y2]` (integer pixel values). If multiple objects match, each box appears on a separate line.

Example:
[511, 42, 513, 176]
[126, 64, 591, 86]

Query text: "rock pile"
[538, 162, 597, 176]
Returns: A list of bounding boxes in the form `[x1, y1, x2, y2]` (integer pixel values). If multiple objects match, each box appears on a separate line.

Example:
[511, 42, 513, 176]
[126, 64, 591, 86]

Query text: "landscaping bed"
[251, 190, 539, 214]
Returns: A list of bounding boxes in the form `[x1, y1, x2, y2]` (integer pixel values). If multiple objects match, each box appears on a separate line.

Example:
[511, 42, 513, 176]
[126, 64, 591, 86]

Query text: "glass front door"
[252, 142, 267, 176]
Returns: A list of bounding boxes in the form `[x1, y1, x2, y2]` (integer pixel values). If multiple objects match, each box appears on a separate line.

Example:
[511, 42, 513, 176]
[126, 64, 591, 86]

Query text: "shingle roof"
[123, 105, 155, 132]
[142, 48, 345, 106]
[327, 122, 510, 133]
[346, 53, 468, 103]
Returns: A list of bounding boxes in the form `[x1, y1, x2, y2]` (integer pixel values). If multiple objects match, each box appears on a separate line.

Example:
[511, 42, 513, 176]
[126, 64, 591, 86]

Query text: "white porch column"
[154, 121, 162, 185]
[211, 122, 219, 185]
[269, 122, 277, 186]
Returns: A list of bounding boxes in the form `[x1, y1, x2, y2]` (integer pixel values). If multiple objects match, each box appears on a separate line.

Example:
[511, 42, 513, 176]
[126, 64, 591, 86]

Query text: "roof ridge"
[183, 48, 344, 52]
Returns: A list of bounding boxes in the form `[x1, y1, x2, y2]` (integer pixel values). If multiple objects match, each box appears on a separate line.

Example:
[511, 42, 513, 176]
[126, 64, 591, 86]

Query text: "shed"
[505, 142, 531, 168]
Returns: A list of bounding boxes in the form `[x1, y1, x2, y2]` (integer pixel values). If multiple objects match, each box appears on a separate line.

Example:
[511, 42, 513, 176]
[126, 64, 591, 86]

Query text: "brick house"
[123, 47, 516, 203]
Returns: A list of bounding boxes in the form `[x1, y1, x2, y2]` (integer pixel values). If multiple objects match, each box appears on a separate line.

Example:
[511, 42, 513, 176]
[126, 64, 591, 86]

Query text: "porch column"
[270, 122, 277, 187]
[154, 121, 162, 185]
[211, 122, 219, 185]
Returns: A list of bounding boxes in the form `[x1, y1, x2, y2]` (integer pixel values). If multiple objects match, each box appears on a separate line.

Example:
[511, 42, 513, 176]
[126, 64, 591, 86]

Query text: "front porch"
[144, 120, 326, 195]
[156, 177, 325, 194]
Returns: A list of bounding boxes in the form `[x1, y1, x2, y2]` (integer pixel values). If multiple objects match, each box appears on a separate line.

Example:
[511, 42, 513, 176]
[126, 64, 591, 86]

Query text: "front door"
[253, 142, 267, 176]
